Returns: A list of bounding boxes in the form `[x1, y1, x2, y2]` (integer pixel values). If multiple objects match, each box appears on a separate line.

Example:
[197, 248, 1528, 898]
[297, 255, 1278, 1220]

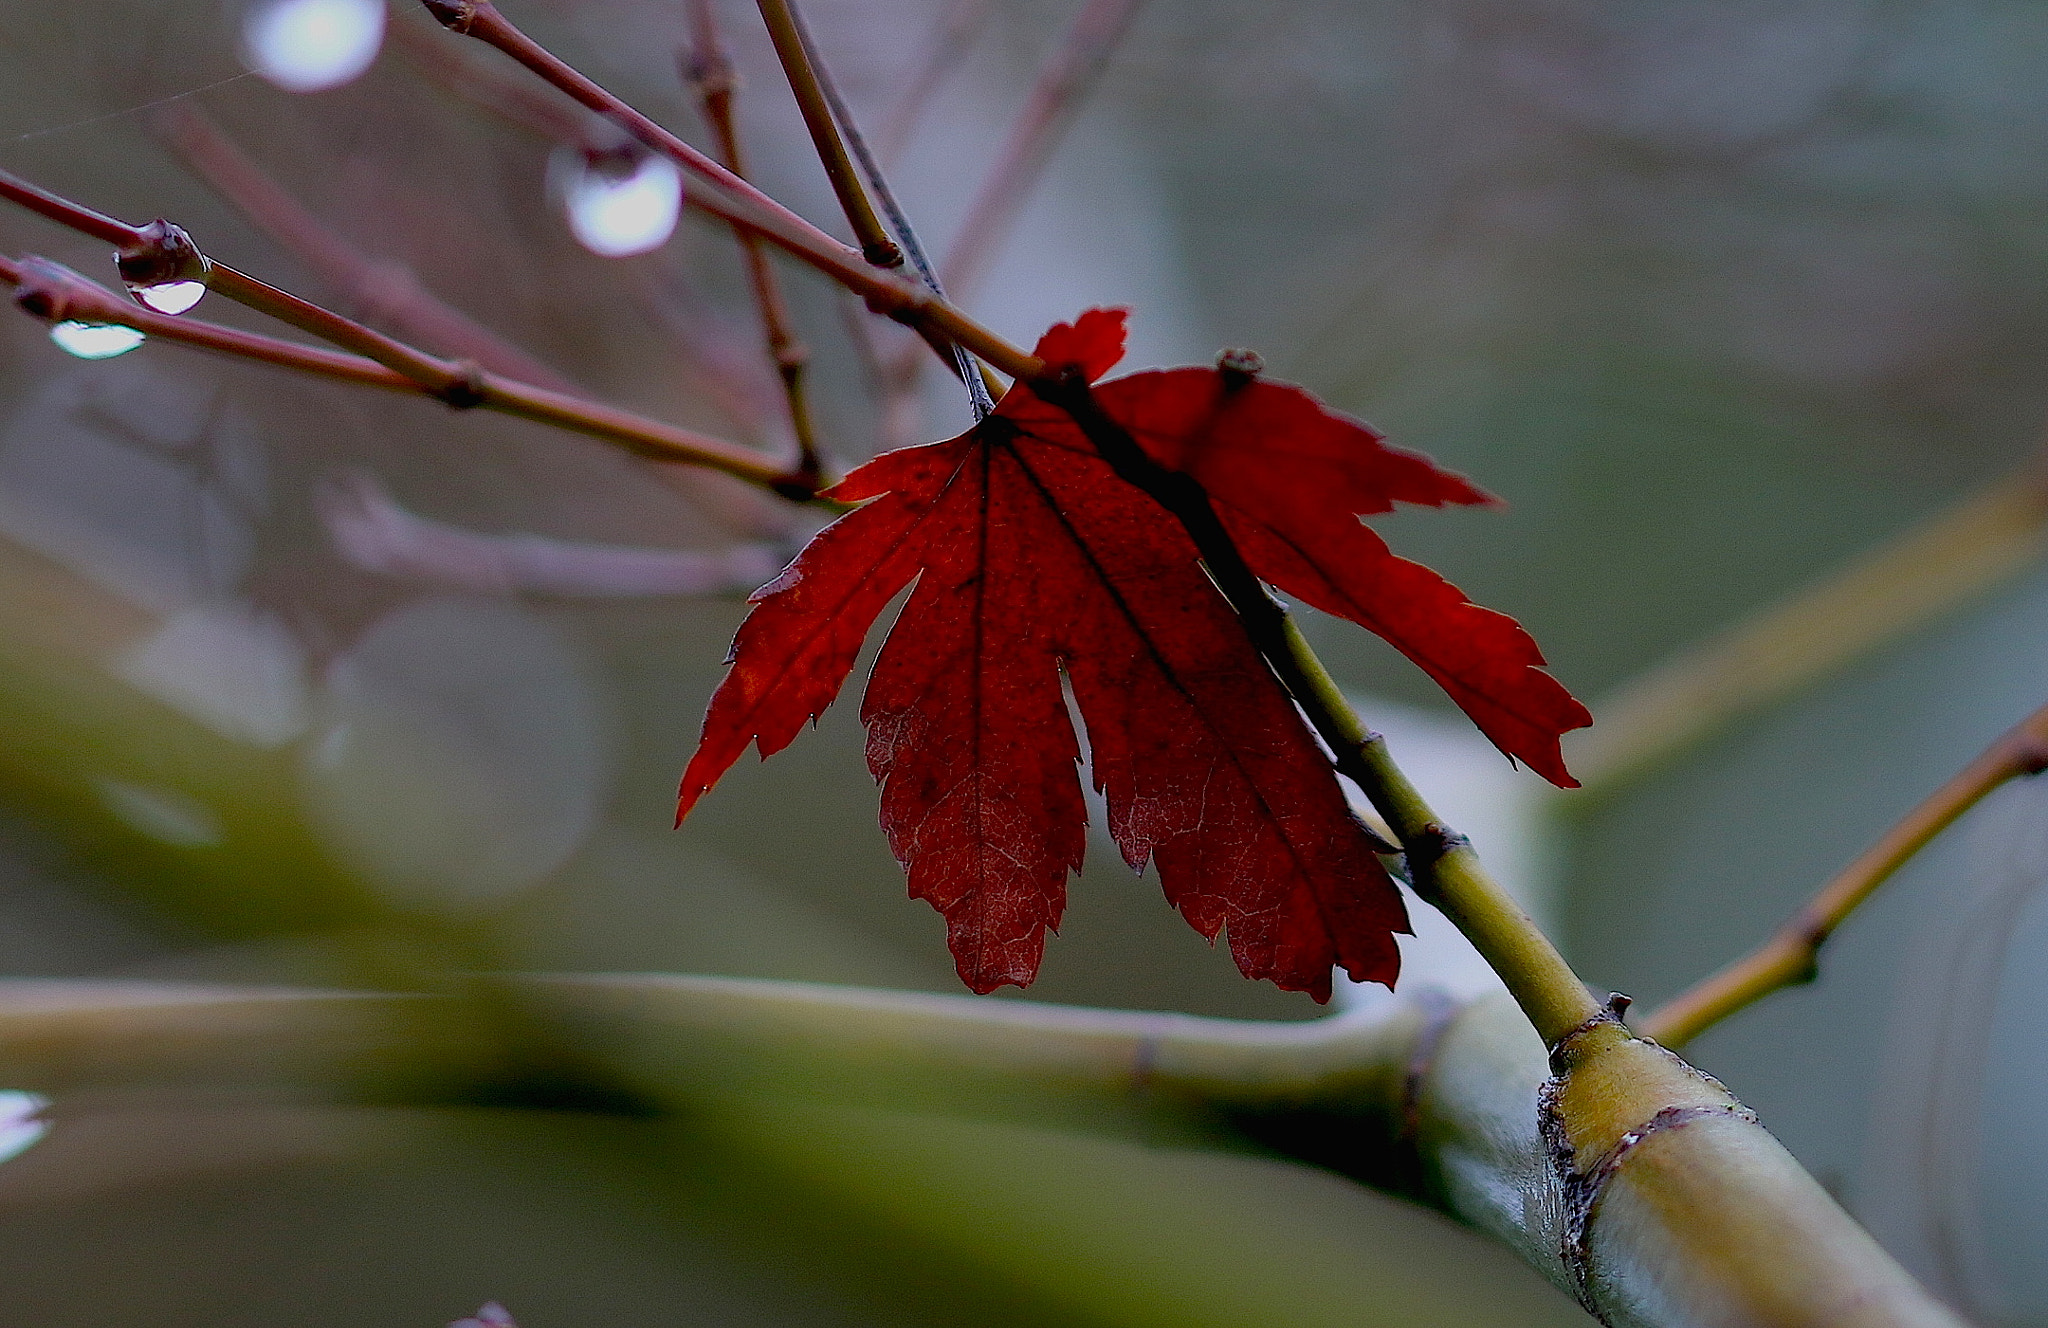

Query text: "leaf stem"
[879, 0, 1144, 401]
[766, 0, 994, 419]
[1037, 372, 1601, 1045]
[1640, 695, 2048, 1048]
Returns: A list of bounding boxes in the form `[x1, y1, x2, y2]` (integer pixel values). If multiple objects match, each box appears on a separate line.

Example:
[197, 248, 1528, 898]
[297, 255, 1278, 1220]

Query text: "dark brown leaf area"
[679, 310, 1589, 999]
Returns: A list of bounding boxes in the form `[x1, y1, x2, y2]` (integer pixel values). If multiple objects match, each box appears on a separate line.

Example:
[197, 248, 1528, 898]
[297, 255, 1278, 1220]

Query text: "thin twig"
[685, 0, 823, 483]
[154, 105, 577, 391]
[393, 20, 795, 443]
[1573, 469, 2048, 796]
[1, 163, 516, 401]
[2, 254, 808, 493]
[938, 0, 1145, 302]
[874, 0, 991, 163]
[1639, 697, 2048, 1049]
[880, 0, 1144, 403]
[387, 10, 614, 154]
[773, 0, 992, 417]
[753, 0, 902, 269]
[414, 1, 1040, 382]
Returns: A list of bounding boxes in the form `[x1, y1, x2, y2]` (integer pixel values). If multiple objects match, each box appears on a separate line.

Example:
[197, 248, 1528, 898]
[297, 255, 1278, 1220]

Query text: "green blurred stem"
[1574, 471, 2048, 796]
[1276, 618, 1603, 1048]
[1642, 694, 2048, 1049]
[0, 976, 1964, 1327]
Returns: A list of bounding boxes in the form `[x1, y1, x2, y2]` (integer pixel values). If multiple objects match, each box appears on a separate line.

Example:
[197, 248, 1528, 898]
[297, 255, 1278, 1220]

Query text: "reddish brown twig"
[2, 164, 506, 402]
[1641, 696, 2048, 1048]
[414, 0, 1039, 382]
[2, 254, 804, 493]
[685, 0, 823, 485]
[386, 12, 613, 155]
[874, 0, 992, 163]
[937, 0, 1146, 302]
[155, 107, 796, 536]
[154, 105, 575, 391]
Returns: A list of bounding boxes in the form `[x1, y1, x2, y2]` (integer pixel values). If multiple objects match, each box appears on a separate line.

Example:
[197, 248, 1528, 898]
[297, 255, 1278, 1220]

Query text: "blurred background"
[1, 0, 2047, 1323]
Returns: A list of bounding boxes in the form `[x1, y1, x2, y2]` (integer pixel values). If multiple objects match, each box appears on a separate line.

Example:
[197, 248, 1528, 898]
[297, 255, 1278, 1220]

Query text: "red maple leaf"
[677, 309, 1589, 1000]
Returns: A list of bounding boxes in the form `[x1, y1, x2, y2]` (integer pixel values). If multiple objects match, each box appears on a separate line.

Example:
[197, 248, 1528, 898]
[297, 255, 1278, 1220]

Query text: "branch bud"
[419, 0, 479, 33]
[10, 256, 91, 323]
[113, 219, 211, 290]
[1216, 347, 1264, 391]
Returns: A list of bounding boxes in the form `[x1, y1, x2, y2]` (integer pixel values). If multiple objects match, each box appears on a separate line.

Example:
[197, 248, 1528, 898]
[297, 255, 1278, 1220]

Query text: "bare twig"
[938, 0, 1146, 302]
[878, 0, 1145, 407]
[319, 471, 782, 597]
[753, 0, 902, 269]
[685, 0, 823, 484]
[414, 0, 1040, 382]
[154, 105, 576, 391]
[770, 0, 994, 418]
[874, 0, 992, 163]
[1574, 470, 2048, 796]
[1, 163, 521, 402]
[388, 11, 613, 153]
[2, 254, 807, 493]
[1640, 697, 2048, 1048]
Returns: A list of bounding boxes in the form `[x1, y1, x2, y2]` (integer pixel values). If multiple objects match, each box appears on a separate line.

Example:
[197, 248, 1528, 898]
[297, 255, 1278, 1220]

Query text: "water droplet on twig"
[130, 280, 208, 315]
[49, 322, 146, 359]
[0, 1093, 48, 1167]
[242, 0, 386, 93]
[557, 146, 682, 258]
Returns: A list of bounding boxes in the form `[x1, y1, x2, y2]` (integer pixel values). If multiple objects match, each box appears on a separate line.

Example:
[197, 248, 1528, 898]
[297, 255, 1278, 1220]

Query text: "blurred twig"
[1641, 695, 2048, 1049]
[319, 470, 783, 598]
[155, 105, 577, 391]
[937, 0, 1145, 303]
[877, 0, 1146, 415]
[874, 0, 992, 163]
[685, 0, 824, 485]
[1572, 470, 2048, 795]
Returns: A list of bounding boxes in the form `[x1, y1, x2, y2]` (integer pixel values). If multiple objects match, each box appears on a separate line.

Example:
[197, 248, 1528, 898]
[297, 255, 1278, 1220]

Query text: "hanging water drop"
[0, 1093, 48, 1166]
[49, 322, 146, 360]
[131, 280, 208, 315]
[242, 0, 386, 93]
[559, 147, 683, 258]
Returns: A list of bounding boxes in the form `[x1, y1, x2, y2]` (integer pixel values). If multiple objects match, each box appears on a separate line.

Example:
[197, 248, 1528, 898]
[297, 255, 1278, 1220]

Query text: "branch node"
[10, 257, 92, 324]
[861, 238, 906, 269]
[1545, 1008, 1623, 1075]
[769, 472, 822, 503]
[1408, 821, 1470, 869]
[420, 0, 479, 33]
[437, 360, 489, 410]
[114, 219, 211, 291]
